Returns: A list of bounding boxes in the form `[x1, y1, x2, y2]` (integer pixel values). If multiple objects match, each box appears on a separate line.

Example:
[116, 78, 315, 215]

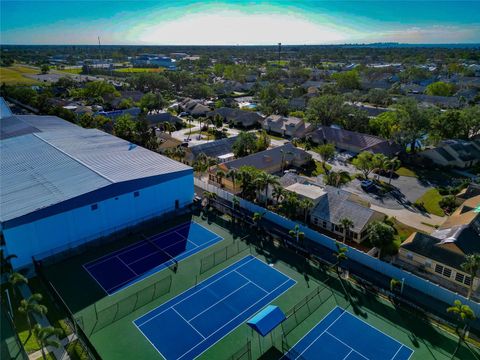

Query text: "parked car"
[361, 180, 376, 192]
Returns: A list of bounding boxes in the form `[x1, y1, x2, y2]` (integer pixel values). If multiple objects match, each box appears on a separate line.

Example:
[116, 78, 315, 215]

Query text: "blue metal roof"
[247, 305, 285, 336]
[0, 111, 191, 224]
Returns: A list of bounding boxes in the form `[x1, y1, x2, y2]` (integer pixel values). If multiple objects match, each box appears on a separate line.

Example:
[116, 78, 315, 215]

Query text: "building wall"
[4, 173, 193, 268]
[397, 247, 478, 292]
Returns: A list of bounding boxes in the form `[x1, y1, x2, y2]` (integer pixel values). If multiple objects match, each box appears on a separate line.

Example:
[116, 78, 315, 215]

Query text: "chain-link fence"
[91, 275, 172, 334]
[281, 284, 333, 337]
[200, 240, 250, 274]
[229, 340, 252, 360]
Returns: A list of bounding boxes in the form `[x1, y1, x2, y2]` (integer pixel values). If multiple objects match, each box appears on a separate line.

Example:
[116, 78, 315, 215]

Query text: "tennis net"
[142, 234, 179, 271]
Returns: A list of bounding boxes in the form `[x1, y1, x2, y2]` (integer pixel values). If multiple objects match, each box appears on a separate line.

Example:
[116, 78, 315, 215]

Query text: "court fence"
[229, 340, 252, 360]
[89, 275, 172, 335]
[281, 284, 334, 337]
[1, 304, 29, 360]
[33, 258, 102, 360]
[199, 239, 250, 275]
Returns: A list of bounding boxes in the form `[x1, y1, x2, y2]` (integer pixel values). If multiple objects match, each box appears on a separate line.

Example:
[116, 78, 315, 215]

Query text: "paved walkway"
[370, 204, 445, 233]
[28, 334, 77, 360]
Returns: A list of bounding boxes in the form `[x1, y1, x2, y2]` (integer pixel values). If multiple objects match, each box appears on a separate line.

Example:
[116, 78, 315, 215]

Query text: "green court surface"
[40, 213, 479, 360]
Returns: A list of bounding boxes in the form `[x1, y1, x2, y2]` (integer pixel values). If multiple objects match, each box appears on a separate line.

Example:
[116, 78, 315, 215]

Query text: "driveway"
[370, 205, 445, 233]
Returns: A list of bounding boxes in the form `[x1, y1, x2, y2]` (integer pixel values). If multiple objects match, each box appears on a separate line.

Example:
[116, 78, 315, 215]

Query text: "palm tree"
[333, 243, 348, 275]
[33, 324, 62, 360]
[204, 118, 213, 141]
[187, 116, 194, 140]
[0, 251, 17, 274]
[8, 272, 28, 297]
[339, 218, 354, 243]
[324, 171, 350, 188]
[282, 192, 300, 219]
[461, 254, 480, 299]
[216, 170, 226, 187]
[386, 157, 401, 185]
[390, 278, 402, 292]
[280, 149, 293, 172]
[272, 185, 285, 204]
[289, 224, 305, 244]
[174, 146, 186, 162]
[252, 212, 265, 232]
[254, 172, 279, 207]
[316, 143, 335, 174]
[226, 169, 239, 192]
[447, 299, 476, 356]
[299, 199, 314, 224]
[18, 293, 48, 342]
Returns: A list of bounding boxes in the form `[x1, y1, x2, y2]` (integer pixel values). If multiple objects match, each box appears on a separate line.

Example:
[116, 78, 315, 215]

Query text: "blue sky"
[1, 1, 480, 45]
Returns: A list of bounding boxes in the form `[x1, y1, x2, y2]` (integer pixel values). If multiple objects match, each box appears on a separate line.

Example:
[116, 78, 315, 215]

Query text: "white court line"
[186, 281, 252, 322]
[390, 345, 404, 360]
[234, 270, 269, 293]
[126, 237, 196, 267]
[136, 256, 258, 327]
[133, 255, 296, 360]
[325, 331, 368, 360]
[177, 277, 295, 360]
[83, 221, 191, 267]
[343, 349, 354, 360]
[116, 256, 138, 276]
[172, 308, 206, 340]
[292, 309, 348, 360]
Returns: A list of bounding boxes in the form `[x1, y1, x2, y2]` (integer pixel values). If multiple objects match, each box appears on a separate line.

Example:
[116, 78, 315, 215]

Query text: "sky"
[1, 1, 480, 45]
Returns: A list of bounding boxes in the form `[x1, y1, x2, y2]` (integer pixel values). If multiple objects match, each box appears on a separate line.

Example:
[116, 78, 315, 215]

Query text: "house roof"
[190, 136, 239, 159]
[401, 228, 480, 270]
[222, 143, 310, 172]
[310, 186, 376, 233]
[285, 183, 326, 201]
[308, 126, 400, 156]
[0, 111, 191, 224]
[208, 107, 263, 127]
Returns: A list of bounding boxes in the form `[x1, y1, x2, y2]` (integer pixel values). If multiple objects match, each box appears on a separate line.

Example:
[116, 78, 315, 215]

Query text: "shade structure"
[247, 305, 286, 336]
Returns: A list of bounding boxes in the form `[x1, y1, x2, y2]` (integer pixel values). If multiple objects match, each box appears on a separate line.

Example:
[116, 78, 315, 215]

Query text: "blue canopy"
[247, 305, 286, 336]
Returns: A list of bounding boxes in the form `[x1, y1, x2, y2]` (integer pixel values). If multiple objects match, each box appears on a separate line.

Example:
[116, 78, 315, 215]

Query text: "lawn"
[396, 167, 418, 178]
[415, 188, 445, 216]
[115, 67, 165, 73]
[0, 65, 41, 85]
[58, 68, 82, 74]
[268, 133, 286, 141]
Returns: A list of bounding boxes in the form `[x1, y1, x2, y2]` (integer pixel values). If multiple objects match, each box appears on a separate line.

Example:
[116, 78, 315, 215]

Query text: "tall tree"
[367, 221, 395, 258]
[306, 94, 347, 126]
[324, 170, 351, 187]
[316, 143, 335, 174]
[232, 132, 257, 157]
[460, 254, 480, 300]
[352, 151, 375, 179]
[33, 324, 63, 360]
[18, 293, 48, 342]
[339, 218, 354, 243]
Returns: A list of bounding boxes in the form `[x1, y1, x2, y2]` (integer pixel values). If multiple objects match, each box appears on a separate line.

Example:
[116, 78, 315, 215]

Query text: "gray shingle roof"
[190, 136, 238, 159]
[311, 186, 375, 233]
[1, 113, 191, 223]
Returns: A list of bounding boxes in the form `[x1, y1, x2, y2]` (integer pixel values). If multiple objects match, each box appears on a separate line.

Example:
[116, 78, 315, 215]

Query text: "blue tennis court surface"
[84, 222, 222, 295]
[283, 307, 413, 360]
[134, 255, 296, 360]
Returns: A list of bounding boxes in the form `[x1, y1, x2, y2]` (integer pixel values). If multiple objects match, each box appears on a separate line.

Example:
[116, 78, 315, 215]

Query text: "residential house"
[179, 98, 211, 117]
[207, 107, 263, 128]
[398, 195, 480, 298]
[407, 94, 460, 108]
[457, 183, 480, 204]
[210, 143, 311, 192]
[310, 186, 384, 243]
[284, 182, 326, 205]
[420, 139, 480, 169]
[262, 115, 314, 138]
[145, 112, 183, 126]
[307, 126, 400, 156]
[186, 136, 239, 164]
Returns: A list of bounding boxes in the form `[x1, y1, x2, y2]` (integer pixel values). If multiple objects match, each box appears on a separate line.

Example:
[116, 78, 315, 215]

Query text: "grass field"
[37, 211, 479, 360]
[58, 68, 82, 74]
[0, 65, 41, 85]
[396, 167, 418, 178]
[415, 188, 445, 216]
[115, 67, 165, 73]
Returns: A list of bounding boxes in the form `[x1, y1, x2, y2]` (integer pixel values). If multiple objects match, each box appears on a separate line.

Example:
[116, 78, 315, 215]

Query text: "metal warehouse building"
[0, 98, 193, 268]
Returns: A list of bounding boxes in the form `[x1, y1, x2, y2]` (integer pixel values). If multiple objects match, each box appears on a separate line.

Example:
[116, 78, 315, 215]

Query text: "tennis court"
[283, 306, 413, 360]
[84, 221, 222, 294]
[134, 255, 296, 360]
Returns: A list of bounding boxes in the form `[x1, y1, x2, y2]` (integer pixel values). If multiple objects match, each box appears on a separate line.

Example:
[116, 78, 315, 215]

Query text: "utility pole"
[278, 42, 282, 62]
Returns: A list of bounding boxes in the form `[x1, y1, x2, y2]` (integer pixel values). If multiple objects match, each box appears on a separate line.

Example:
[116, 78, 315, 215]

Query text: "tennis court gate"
[33, 257, 102, 360]
[230, 340, 252, 360]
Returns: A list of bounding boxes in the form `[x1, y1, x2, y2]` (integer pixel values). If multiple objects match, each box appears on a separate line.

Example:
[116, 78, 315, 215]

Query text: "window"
[91, 204, 98, 211]
[322, 221, 327, 228]
[313, 217, 318, 225]
[434, 264, 443, 274]
[455, 273, 465, 283]
[443, 267, 452, 278]
[406, 252, 413, 260]
[134, 191, 140, 198]
[464, 276, 472, 286]
[424, 259, 432, 268]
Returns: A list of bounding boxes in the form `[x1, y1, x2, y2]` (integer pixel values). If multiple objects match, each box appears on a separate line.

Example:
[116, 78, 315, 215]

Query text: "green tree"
[254, 172, 279, 207]
[367, 88, 391, 107]
[425, 81, 456, 96]
[40, 64, 49, 74]
[140, 92, 166, 112]
[82, 81, 118, 99]
[272, 185, 285, 203]
[232, 132, 257, 157]
[395, 98, 430, 152]
[446, 299, 476, 355]
[333, 243, 348, 275]
[352, 151, 375, 179]
[306, 94, 346, 126]
[256, 130, 271, 152]
[367, 221, 395, 258]
[316, 143, 335, 174]
[324, 170, 351, 188]
[281, 192, 300, 219]
[299, 199, 314, 224]
[332, 70, 361, 91]
[390, 278, 402, 292]
[226, 168, 239, 191]
[339, 218, 354, 243]
[33, 324, 63, 360]
[18, 293, 48, 342]
[289, 224, 305, 244]
[113, 114, 136, 142]
[460, 254, 480, 299]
